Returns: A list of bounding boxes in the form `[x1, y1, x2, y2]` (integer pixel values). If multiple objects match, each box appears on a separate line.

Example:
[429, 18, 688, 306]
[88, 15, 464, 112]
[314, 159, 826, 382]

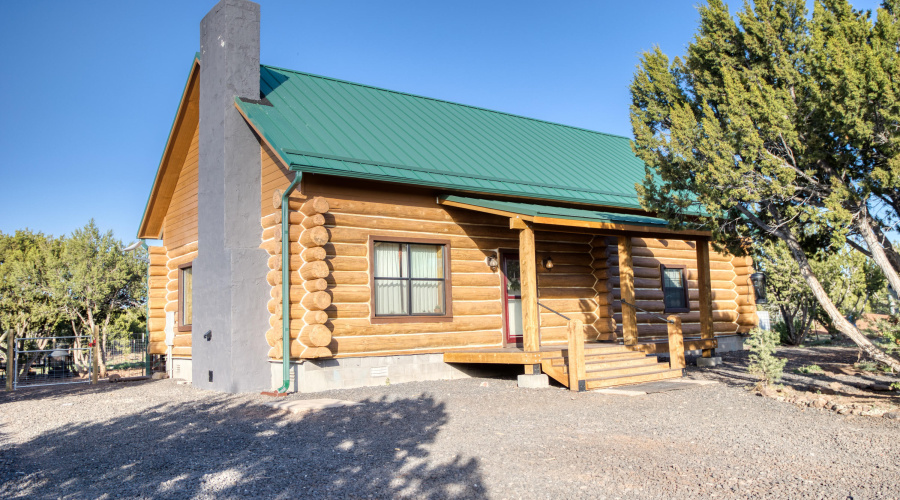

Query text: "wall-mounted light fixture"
[750, 272, 767, 304]
[485, 253, 498, 271]
[542, 256, 554, 270]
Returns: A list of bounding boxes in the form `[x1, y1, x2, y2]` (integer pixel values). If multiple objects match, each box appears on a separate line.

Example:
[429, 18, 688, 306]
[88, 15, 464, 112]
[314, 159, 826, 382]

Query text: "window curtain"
[374, 242, 408, 315]
[410, 244, 444, 314]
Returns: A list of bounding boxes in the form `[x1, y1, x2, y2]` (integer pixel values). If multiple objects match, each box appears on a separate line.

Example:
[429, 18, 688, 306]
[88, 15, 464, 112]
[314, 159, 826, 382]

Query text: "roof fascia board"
[438, 198, 535, 221]
[137, 55, 201, 239]
[438, 195, 711, 239]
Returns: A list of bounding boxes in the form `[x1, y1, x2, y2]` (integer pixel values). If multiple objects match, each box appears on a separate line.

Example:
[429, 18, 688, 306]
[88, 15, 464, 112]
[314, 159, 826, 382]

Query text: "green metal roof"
[237, 64, 650, 210]
[439, 195, 669, 227]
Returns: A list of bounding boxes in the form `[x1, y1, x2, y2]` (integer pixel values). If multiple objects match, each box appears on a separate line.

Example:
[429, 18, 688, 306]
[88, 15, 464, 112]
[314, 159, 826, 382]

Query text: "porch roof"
[438, 195, 710, 238]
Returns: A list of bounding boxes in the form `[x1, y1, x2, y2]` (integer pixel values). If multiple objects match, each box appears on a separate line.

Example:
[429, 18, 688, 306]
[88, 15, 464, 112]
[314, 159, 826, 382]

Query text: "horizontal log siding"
[163, 242, 197, 358]
[151, 127, 200, 358]
[534, 235, 607, 345]
[148, 245, 168, 355]
[605, 236, 757, 340]
[321, 191, 511, 357]
[258, 155, 755, 360]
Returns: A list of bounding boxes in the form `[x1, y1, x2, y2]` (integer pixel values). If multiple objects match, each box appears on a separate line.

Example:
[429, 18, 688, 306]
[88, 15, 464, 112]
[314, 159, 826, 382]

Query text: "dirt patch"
[698, 345, 900, 417]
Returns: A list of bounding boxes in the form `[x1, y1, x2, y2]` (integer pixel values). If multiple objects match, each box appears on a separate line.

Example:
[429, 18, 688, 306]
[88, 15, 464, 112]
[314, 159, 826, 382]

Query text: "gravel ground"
[1, 365, 899, 499]
[702, 346, 900, 414]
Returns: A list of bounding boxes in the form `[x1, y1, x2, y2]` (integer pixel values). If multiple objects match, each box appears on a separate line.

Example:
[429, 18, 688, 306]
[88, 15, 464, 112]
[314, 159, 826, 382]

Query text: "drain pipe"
[276, 173, 302, 394]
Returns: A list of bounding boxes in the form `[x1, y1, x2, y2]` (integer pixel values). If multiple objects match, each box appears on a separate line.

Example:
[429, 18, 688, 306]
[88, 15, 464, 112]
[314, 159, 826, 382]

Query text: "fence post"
[567, 319, 586, 392]
[5, 331, 13, 391]
[91, 325, 99, 384]
[667, 315, 686, 371]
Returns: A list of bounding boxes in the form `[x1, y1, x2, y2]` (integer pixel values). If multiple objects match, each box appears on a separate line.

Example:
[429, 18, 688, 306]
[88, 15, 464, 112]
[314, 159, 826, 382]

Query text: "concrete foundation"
[517, 374, 550, 389]
[171, 358, 193, 383]
[696, 357, 723, 367]
[270, 354, 489, 393]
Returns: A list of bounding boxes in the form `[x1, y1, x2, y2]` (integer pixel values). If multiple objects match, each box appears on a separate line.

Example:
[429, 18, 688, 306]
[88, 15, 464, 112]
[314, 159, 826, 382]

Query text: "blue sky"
[0, 0, 884, 241]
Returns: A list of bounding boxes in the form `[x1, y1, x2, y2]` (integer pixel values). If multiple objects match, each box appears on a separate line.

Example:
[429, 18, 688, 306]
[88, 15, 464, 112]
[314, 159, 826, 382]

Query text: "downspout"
[276, 173, 302, 393]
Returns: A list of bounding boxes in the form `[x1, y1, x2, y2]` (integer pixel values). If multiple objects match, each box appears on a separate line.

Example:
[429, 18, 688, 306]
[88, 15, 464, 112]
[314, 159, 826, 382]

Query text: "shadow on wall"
[0, 387, 486, 499]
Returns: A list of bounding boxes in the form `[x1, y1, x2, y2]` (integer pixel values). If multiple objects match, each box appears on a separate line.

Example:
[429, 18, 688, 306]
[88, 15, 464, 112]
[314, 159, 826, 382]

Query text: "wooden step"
[556, 356, 660, 375]
[586, 368, 683, 390]
[583, 361, 672, 379]
[545, 350, 647, 366]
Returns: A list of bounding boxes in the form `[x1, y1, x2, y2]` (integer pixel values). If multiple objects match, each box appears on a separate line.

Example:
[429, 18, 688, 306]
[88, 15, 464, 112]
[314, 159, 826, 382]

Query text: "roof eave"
[137, 55, 201, 240]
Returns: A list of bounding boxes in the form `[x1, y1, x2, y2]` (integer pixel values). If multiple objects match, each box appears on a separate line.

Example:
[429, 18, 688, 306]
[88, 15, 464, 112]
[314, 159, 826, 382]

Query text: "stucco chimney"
[193, 0, 270, 392]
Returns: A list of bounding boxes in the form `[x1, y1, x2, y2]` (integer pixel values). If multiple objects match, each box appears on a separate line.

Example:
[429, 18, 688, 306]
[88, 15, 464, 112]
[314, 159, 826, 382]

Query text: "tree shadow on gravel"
[0, 392, 486, 499]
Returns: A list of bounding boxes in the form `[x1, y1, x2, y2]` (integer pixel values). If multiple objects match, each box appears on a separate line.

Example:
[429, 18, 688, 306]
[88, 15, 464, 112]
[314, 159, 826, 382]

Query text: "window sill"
[663, 308, 690, 314]
[370, 316, 453, 324]
[177, 325, 193, 333]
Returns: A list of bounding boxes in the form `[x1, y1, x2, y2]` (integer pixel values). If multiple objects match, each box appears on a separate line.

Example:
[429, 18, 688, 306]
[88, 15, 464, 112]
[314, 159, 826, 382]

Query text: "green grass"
[795, 364, 825, 375]
[854, 361, 878, 372]
[106, 361, 144, 371]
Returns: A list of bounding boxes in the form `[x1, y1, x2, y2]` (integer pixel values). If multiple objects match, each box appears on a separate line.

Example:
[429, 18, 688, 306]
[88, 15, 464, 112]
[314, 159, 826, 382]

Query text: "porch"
[438, 195, 722, 391]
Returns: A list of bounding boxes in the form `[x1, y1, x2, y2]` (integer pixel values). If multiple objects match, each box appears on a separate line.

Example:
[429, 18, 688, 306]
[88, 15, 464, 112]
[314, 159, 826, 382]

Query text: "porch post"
[513, 218, 540, 373]
[617, 236, 638, 345]
[696, 239, 715, 357]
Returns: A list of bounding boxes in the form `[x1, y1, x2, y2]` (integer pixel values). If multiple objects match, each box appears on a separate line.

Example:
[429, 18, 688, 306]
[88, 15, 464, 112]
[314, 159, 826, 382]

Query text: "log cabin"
[137, 0, 757, 393]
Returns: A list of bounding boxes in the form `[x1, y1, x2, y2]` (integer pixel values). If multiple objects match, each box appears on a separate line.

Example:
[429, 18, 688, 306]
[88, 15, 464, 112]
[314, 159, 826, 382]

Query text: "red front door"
[501, 252, 523, 344]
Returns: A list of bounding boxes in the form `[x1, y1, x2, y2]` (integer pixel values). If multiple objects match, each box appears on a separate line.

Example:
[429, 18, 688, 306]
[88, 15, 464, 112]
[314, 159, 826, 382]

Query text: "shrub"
[855, 361, 878, 372]
[746, 328, 787, 388]
[795, 364, 824, 375]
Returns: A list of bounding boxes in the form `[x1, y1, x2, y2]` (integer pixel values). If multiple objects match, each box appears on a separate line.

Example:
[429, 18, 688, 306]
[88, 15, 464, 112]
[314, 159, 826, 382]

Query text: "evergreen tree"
[630, 0, 900, 370]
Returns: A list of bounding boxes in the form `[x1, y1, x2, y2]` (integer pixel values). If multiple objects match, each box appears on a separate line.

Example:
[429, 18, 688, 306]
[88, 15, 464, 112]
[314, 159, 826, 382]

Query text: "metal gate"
[11, 336, 93, 388]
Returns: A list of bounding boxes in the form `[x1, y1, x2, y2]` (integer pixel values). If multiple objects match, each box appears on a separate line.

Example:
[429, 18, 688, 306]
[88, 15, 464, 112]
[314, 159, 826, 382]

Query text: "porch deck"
[444, 340, 686, 390]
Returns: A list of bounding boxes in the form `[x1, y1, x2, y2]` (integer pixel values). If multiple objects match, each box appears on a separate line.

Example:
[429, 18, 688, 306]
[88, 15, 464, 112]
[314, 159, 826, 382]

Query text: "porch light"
[750, 272, 767, 304]
[485, 254, 498, 271]
[543, 257, 554, 270]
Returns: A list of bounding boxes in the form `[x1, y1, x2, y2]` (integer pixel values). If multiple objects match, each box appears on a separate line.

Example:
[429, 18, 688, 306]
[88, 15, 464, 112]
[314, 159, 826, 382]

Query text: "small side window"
[660, 265, 689, 313]
[179, 263, 193, 331]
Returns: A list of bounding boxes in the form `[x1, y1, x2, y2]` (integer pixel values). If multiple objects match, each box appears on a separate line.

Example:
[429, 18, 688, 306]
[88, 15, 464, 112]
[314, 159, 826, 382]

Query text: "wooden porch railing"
[566, 319, 586, 392]
[538, 301, 586, 392]
[666, 315, 686, 371]
[621, 300, 686, 371]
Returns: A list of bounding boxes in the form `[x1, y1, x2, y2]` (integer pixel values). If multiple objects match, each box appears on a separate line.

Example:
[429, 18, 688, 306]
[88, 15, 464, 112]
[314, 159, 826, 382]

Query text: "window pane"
[375, 279, 409, 315]
[505, 258, 521, 295]
[182, 267, 193, 325]
[374, 242, 407, 278]
[411, 280, 444, 314]
[409, 244, 443, 278]
[662, 268, 686, 309]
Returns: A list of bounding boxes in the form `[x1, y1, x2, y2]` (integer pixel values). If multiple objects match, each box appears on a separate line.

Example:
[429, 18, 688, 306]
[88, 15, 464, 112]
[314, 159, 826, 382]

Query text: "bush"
[795, 364, 824, 375]
[746, 328, 787, 388]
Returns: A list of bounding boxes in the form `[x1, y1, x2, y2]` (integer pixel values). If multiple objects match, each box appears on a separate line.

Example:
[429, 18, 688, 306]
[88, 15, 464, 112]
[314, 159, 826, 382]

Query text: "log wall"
[148, 245, 168, 355]
[258, 147, 756, 360]
[156, 125, 200, 359]
[605, 236, 757, 340]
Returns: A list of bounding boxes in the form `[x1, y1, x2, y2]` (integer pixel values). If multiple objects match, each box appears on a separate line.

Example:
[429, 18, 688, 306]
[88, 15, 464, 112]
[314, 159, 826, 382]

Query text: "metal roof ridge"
[259, 63, 635, 142]
[280, 147, 641, 200]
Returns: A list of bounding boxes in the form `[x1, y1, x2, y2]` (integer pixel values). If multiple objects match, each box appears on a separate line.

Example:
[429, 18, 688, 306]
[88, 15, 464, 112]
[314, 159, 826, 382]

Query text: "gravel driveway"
[1, 368, 898, 499]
